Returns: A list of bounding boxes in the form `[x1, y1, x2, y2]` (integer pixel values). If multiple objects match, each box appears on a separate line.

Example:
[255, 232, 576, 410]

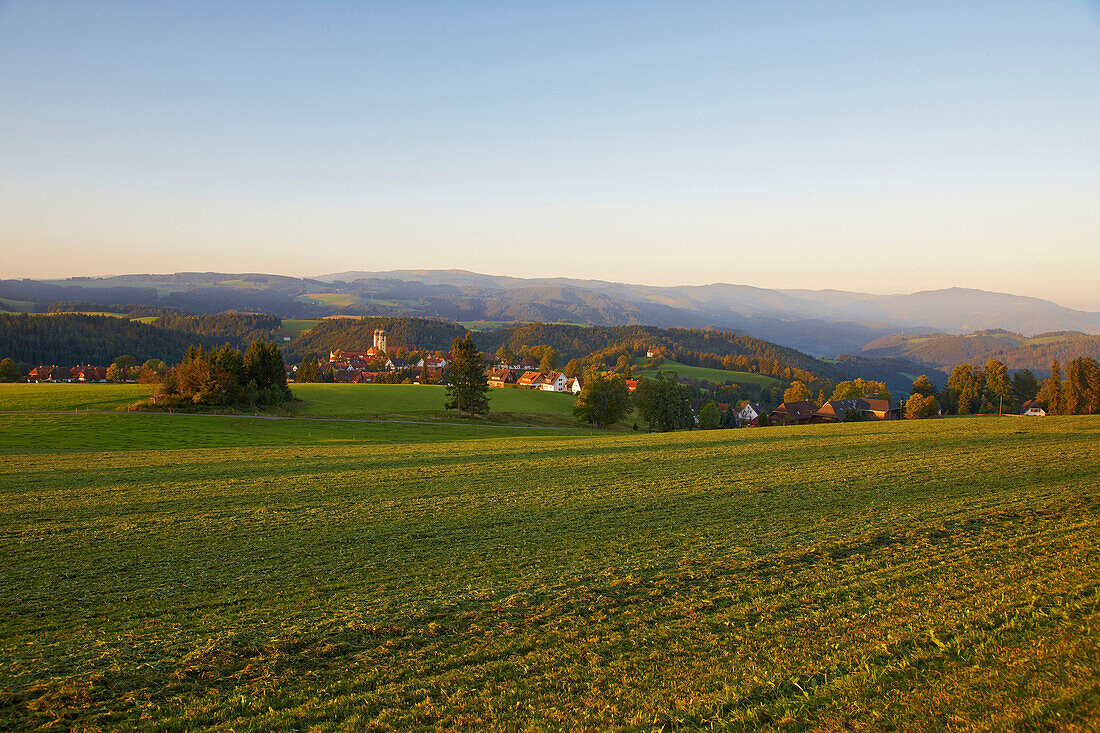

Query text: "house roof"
[518, 370, 544, 385]
[771, 400, 816, 420]
[817, 399, 870, 417]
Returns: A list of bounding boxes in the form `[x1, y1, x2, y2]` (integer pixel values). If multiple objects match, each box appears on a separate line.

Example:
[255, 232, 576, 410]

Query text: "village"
[11, 328, 1054, 424]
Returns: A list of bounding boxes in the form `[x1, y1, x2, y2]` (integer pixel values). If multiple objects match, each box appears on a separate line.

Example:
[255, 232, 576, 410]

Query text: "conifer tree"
[444, 333, 490, 417]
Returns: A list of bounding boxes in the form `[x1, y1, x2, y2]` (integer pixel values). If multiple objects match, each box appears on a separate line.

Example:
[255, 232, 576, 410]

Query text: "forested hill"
[0, 314, 212, 366]
[473, 323, 846, 383]
[284, 317, 467, 361]
[862, 329, 1100, 375]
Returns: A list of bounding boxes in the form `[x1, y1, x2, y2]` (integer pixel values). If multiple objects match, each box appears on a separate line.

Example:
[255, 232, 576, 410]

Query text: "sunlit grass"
[0, 415, 1097, 730]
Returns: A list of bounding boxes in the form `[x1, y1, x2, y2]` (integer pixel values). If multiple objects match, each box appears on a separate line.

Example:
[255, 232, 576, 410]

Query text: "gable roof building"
[811, 399, 871, 423]
[517, 370, 544, 388]
[768, 400, 817, 426]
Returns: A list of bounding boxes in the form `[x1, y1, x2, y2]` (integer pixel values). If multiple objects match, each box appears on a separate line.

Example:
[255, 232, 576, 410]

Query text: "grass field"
[0, 413, 1097, 730]
[633, 359, 781, 387]
[280, 318, 321, 338]
[295, 292, 360, 308]
[0, 297, 35, 313]
[0, 383, 586, 427]
[292, 383, 580, 425]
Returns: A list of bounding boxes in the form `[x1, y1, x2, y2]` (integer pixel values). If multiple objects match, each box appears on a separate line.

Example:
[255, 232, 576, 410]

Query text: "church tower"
[373, 329, 387, 353]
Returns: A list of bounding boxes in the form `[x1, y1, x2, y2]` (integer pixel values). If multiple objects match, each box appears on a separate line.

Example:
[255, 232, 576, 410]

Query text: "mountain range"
[4, 270, 1099, 360]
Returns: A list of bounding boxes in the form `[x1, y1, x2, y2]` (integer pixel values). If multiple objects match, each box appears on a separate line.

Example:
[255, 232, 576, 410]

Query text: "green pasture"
[633, 358, 781, 387]
[0, 415, 1097, 730]
[0, 297, 35, 313]
[294, 292, 360, 307]
[291, 383, 580, 425]
[280, 318, 321, 338]
[0, 382, 585, 427]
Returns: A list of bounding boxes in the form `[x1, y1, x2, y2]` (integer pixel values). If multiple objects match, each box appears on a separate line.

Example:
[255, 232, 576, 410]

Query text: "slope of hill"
[862, 329, 1100, 374]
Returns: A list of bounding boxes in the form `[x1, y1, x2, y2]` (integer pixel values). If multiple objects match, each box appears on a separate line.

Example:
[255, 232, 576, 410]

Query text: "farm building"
[736, 402, 768, 427]
[811, 399, 870, 423]
[768, 400, 816, 426]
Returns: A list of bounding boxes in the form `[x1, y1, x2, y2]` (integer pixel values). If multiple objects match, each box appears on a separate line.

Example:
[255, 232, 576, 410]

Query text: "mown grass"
[0, 415, 1097, 730]
[633, 359, 781, 387]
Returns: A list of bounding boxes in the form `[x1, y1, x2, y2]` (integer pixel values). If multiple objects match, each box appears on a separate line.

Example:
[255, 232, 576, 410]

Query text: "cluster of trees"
[0, 313, 209, 366]
[161, 342, 290, 408]
[150, 313, 282, 350]
[943, 360, 1035, 415]
[574, 369, 694, 432]
[1036, 358, 1100, 415]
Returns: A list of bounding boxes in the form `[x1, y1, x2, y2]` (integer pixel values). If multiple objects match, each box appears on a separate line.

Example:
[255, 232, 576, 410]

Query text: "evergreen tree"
[444, 334, 490, 417]
[1011, 369, 1039, 404]
[1037, 361, 1063, 414]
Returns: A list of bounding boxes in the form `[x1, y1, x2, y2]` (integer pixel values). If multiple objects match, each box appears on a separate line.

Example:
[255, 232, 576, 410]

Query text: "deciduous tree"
[573, 370, 630, 428]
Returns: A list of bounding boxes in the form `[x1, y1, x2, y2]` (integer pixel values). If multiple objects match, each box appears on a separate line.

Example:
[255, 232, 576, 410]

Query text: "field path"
[0, 409, 580, 430]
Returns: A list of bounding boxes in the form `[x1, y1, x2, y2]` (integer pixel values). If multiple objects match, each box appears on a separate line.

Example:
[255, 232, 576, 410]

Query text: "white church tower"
[373, 329, 387, 353]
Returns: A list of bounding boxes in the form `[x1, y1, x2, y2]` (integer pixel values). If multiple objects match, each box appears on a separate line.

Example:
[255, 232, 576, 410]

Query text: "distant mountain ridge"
[4, 270, 1099, 359]
[320, 269, 1100, 338]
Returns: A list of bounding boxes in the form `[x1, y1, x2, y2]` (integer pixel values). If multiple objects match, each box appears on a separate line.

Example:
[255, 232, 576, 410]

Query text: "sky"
[1, 1, 1099, 309]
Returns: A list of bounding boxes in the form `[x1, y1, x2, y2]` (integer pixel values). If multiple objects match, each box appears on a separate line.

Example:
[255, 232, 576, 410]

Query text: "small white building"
[540, 371, 569, 393]
[567, 376, 584, 395]
[1021, 401, 1047, 417]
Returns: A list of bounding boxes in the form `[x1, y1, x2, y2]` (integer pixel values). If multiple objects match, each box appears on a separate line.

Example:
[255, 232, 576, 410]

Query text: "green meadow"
[0, 406, 1097, 730]
[0, 383, 584, 427]
[632, 358, 781, 387]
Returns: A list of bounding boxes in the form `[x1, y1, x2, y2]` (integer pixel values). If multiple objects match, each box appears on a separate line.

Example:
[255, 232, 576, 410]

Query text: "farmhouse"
[768, 400, 816, 426]
[27, 365, 70, 383]
[736, 401, 767, 427]
[811, 399, 870, 423]
[646, 347, 661, 358]
[862, 398, 902, 420]
[567, 375, 584, 395]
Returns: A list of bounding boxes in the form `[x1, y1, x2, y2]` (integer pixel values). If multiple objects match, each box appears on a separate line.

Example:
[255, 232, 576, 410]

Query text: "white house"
[735, 402, 767, 427]
[540, 371, 569, 393]
[417, 357, 447, 369]
[646, 347, 661, 358]
[1021, 400, 1047, 417]
[567, 376, 584, 395]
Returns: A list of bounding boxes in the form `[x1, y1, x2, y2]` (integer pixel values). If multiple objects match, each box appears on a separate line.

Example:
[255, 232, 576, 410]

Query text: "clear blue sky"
[2, 1, 1098, 308]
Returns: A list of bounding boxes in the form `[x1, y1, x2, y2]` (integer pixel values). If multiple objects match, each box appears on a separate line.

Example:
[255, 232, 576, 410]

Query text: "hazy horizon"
[2, 2, 1098, 308]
